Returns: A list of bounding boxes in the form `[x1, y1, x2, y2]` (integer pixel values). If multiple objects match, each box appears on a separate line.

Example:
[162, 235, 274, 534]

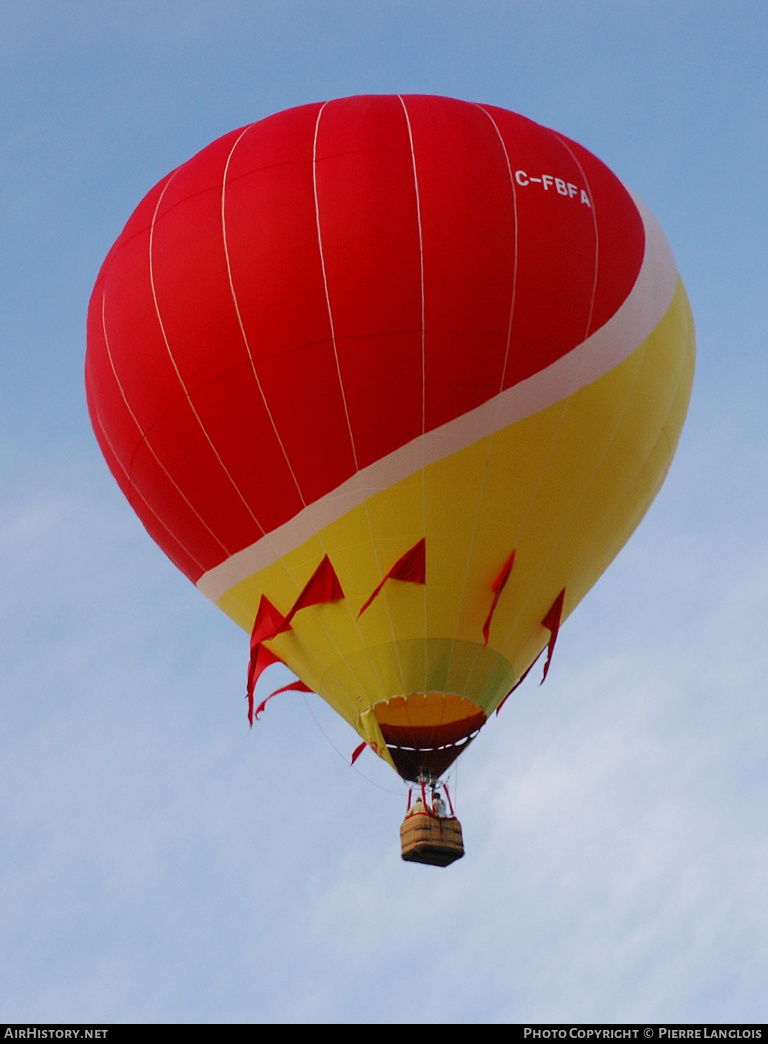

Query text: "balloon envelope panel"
[85, 95, 695, 778]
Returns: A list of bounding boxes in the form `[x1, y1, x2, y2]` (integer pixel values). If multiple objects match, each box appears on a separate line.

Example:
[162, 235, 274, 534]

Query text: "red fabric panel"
[495, 651, 542, 715]
[86, 279, 232, 571]
[250, 594, 288, 648]
[149, 132, 304, 540]
[388, 536, 426, 584]
[148, 131, 251, 393]
[100, 193, 185, 438]
[350, 741, 367, 766]
[553, 133, 646, 336]
[480, 106, 597, 383]
[222, 105, 357, 506]
[246, 596, 286, 721]
[540, 588, 566, 683]
[86, 393, 205, 578]
[86, 97, 645, 584]
[125, 399, 256, 553]
[482, 549, 515, 647]
[271, 678, 313, 697]
[404, 97, 518, 431]
[85, 278, 141, 484]
[186, 366, 302, 537]
[358, 537, 426, 617]
[314, 96, 423, 467]
[115, 425, 232, 565]
[279, 554, 345, 631]
[246, 559, 343, 719]
[246, 644, 281, 725]
[255, 677, 313, 721]
[496, 587, 565, 709]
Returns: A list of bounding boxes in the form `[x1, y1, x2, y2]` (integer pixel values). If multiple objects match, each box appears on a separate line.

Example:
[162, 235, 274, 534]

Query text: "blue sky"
[2, 0, 768, 1024]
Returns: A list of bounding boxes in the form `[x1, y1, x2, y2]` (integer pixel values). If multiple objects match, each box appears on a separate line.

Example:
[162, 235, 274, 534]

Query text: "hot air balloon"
[85, 95, 695, 866]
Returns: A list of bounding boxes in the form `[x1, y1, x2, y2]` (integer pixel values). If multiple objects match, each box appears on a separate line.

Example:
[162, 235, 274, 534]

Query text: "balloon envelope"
[86, 95, 695, 780]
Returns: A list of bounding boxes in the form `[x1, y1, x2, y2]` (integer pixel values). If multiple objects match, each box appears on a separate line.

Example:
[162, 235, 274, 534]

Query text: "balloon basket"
[400, 812, 465, 867]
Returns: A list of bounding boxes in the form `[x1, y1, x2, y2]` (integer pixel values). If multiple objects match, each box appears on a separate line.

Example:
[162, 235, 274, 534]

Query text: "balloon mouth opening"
[373, 693, 486, 782]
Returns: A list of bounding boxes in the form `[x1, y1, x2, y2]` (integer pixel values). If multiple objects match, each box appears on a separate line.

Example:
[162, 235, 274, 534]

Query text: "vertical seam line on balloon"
[575, 289, 692, 592]
[147, 171, 267, 536]
[91, 399, 206, 574]
[312, 102, 359, 472]
[364, 507, 407, 695]
[100, 290, 231, 557]
[307, 101, 392, 706]
[398, 93, 429, 696]
[218, 120, 386, 719]
[505, 136, 600, 545]
[486, 396, 569, 688]
[318, 96, 408, 697]
[282, 562, 389, 712]
[542, 335, 655, 606]
[446, 103, 521, 693]
[216, 115, 366, 708]
[480, 133, 603, 699]
[480, 105, 520, 395]
[495, 327, 656, 689]
[221, 123, 308, 509]
[397, 96, 426, 439]
[554, 134, 600, 346]
[354, 96, 425, 696]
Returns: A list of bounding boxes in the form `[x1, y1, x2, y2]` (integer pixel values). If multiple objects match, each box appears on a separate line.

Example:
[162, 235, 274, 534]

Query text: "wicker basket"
[400, 812, 465, 866]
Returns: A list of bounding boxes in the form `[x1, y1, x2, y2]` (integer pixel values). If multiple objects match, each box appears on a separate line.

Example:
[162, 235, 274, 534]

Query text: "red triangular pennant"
[350, 741, 367, 765]
[279, 554, 345, 633]
[255, 677, 314, 720]
[495, 589, 566, 712]
[482, 549, 516, 647]
[358, 538, 426, 617]
[245, 561, 344, 725]
[250, 594, 288, 651]
[540, 588, 565, 684]
[246, 644, 281, 725]
[495, 651, 542, 715]
[271, 678, 313, 697]
[246, 596, 287, 723]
